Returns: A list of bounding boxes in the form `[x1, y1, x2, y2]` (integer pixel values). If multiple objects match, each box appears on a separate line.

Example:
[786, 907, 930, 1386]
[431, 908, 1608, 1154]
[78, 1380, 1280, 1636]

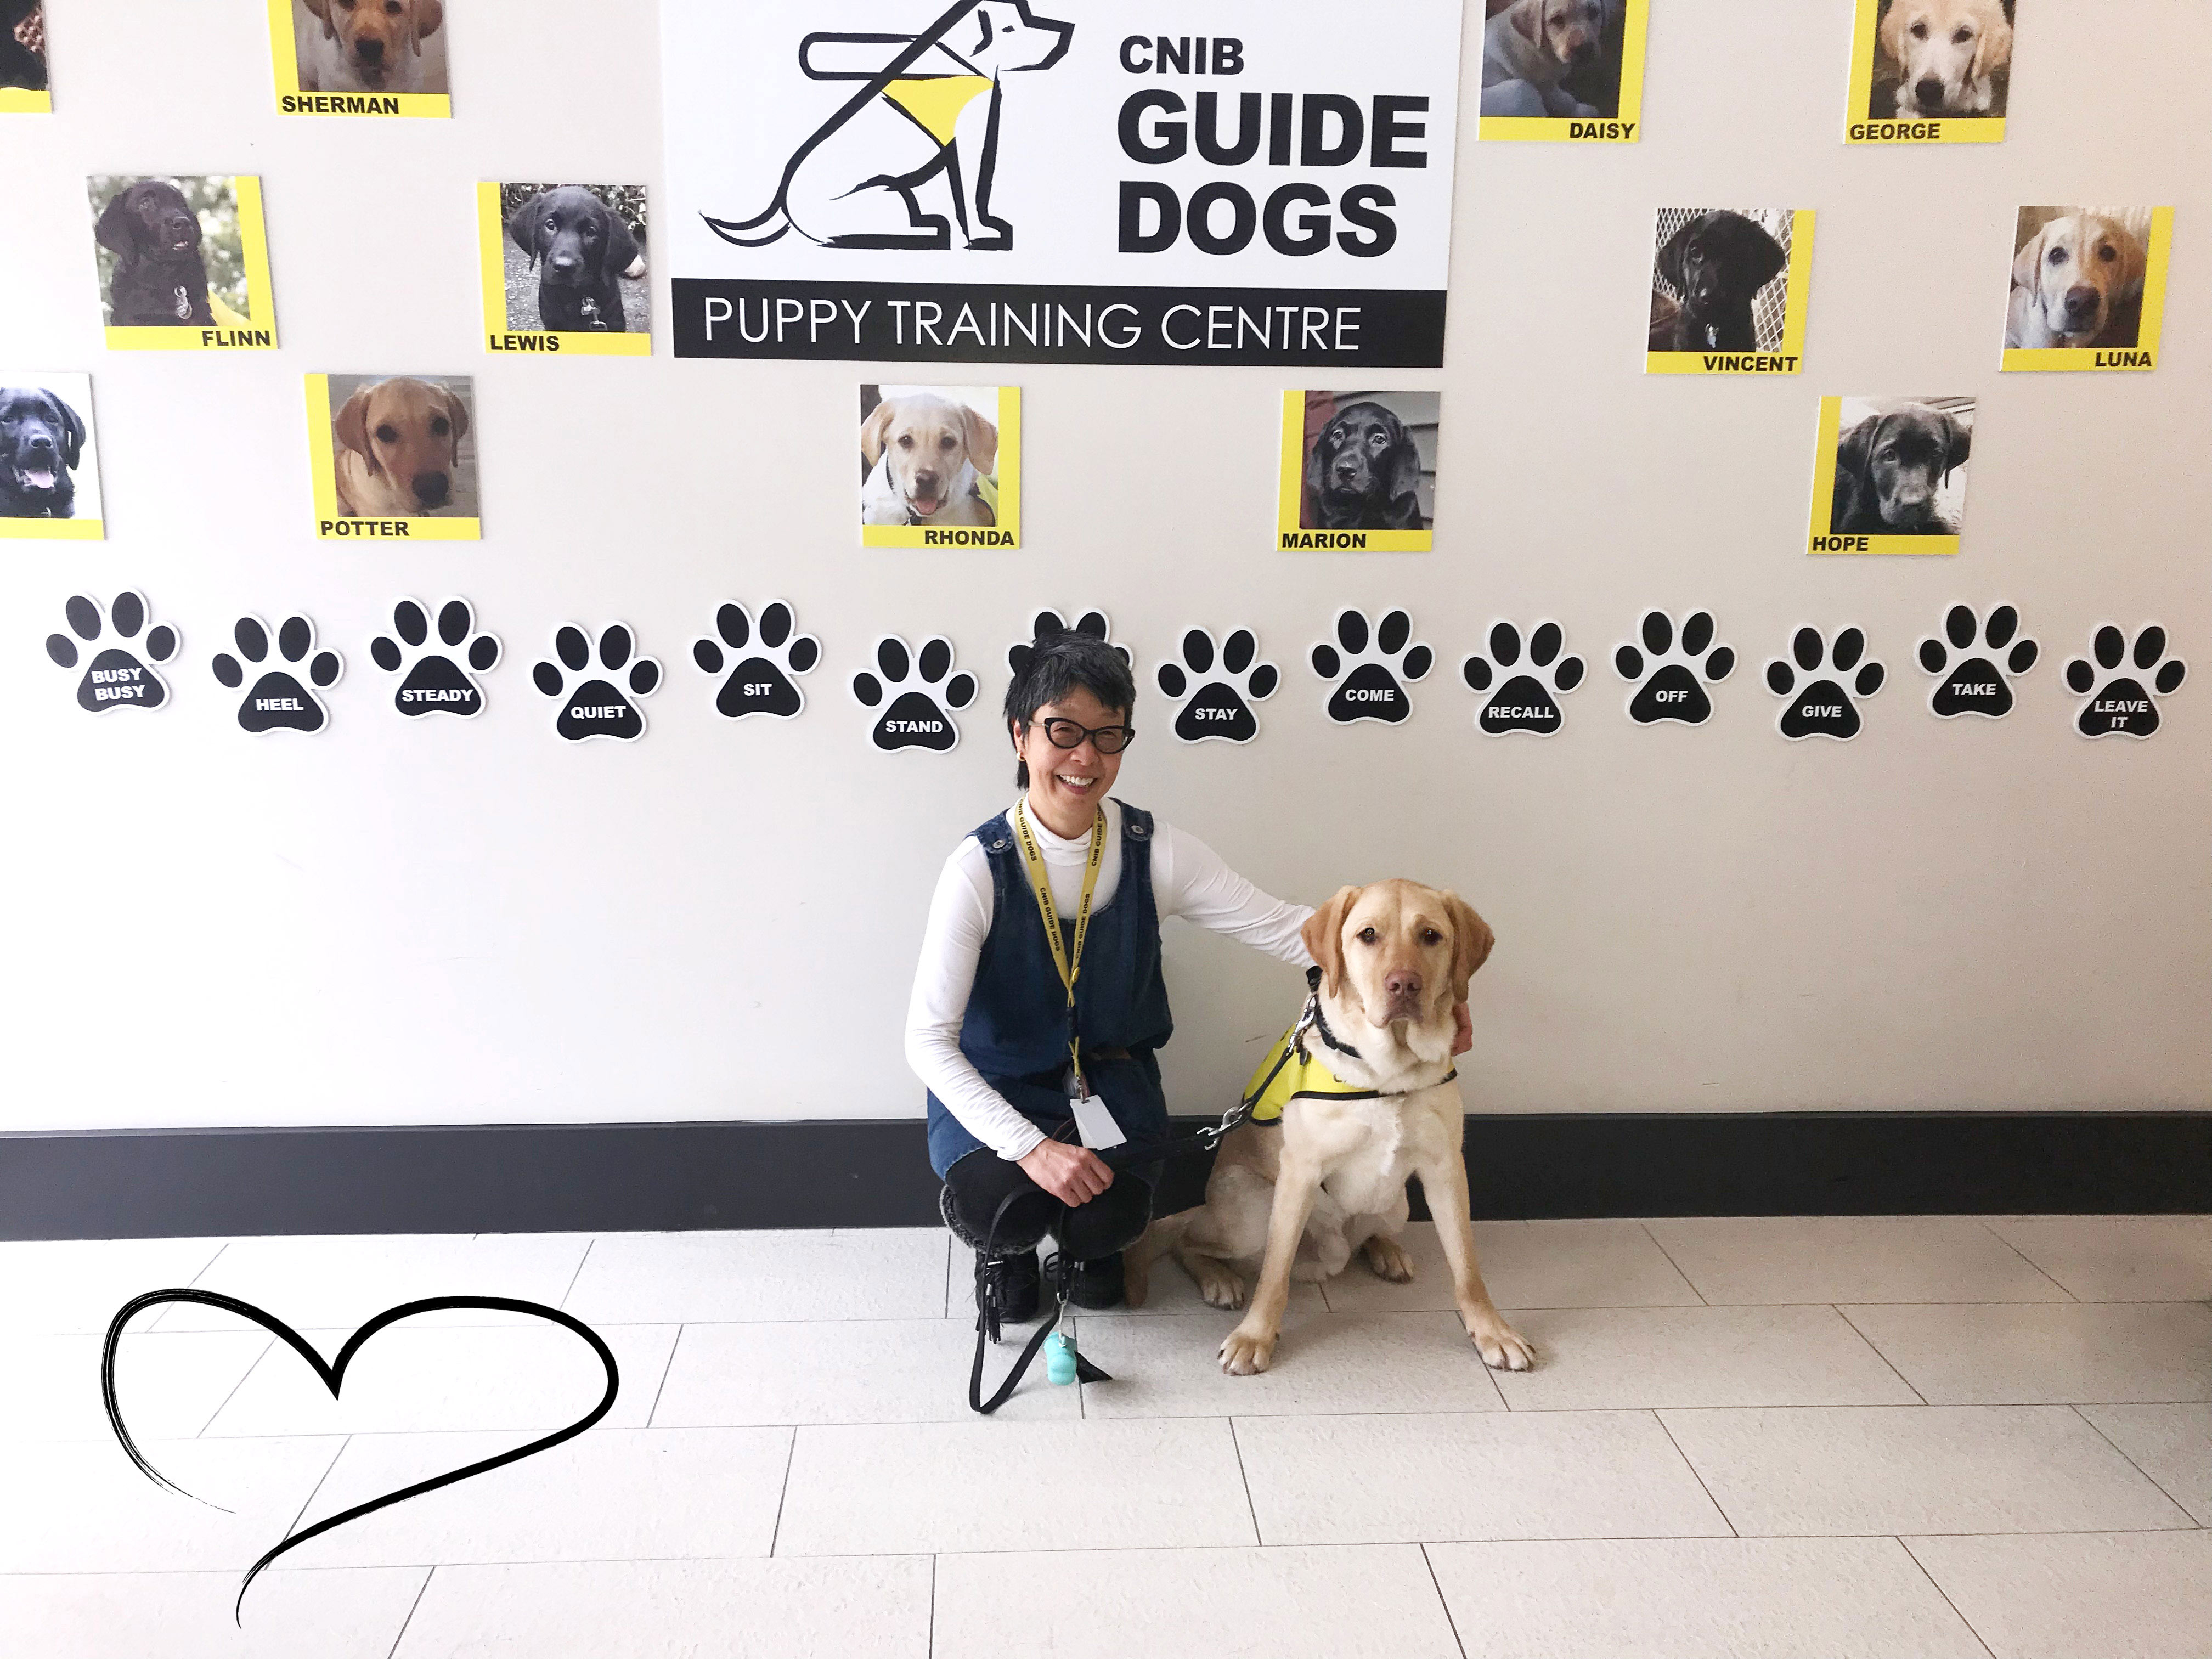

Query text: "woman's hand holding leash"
[1019, 1138, 1114, 1205]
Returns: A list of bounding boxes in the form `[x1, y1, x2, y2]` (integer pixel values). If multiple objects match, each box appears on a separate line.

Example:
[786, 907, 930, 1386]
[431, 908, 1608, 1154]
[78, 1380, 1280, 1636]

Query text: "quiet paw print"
[45, 591, 178, 713]
[1156, 627, 1278, 744]
[693, 601, 819, 720]
[1615, 610, 1734, 725]
[1765, 626, 1883, 740]
[1462, 621, 1584, 736]
[1311, 608, 1431, 724]
[853, 635, 976, 753]
[212, 615, 343, 734]
[370, 598, 500, 719]
[2067, 624, 2185, 739]
[533, 623, 661, 742]
[1918, 605, 2036, 719]
[1008, 609, 1129, 678]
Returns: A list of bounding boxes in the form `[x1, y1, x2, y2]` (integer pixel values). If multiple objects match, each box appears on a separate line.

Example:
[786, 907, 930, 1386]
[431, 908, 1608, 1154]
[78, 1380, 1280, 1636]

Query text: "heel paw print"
[1462, 621, 1584, 736]
[45, 591, 177, 712]
[693, 601, 819, 720]
[212, 615, 342, 733]
[1008, 609, 1129, 678]
[853, 635, 976, 752]
[1917, 605, 2037, 719]
[2067, 624, 2185, 738]
[370, 598, 500, 719]
[1615, 610, 1734, 725]
[1765, 627, 1884, 740]
[1311, 608, 1431, 724]
[533, 624, 661, 741]
[1156, 628, 1277, 744]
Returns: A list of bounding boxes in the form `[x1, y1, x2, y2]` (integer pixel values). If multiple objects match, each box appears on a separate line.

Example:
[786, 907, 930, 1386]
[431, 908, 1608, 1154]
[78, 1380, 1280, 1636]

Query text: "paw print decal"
[1310, 608, 1431, 724]
[1462, 621, 1584, 736]
[1615, 610, 1734, 726]
[853, 635, 977, 753]
[1156, 628, 1278, 744]
[369, 598, 500, 719]
[532, 623, 661, 742]
[45, 591, 177, 713]
[2066, 624, 2186, 739]
[1765, 627, 1884, 740]
[1007, 609, 1130, 678]
[1917, 605, 2037, 719]
[211, 615, 343, 734]
[693, 600, 819, 720]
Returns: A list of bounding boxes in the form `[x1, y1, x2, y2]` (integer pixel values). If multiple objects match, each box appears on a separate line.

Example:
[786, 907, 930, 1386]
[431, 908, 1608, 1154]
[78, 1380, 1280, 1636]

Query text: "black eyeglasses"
[1034, 716, 1135, 754]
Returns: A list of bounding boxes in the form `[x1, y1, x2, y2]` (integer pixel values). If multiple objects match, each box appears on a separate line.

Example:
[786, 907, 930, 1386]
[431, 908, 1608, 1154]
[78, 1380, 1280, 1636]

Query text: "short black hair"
[1005, 631, 1137, 788]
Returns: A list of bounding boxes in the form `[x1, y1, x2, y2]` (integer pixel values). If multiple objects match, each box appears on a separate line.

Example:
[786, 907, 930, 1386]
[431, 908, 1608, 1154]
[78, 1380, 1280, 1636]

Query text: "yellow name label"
[0, 516, 103, 540]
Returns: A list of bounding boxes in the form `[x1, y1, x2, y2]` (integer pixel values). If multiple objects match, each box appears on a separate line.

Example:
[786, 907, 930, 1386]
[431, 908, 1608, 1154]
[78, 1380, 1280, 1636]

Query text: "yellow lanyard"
[1012, 800, 1105, 1093]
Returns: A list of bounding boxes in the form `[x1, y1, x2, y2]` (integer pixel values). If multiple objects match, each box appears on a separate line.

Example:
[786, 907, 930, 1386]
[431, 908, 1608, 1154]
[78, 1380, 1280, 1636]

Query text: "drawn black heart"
[102, 1289, 618, 1621]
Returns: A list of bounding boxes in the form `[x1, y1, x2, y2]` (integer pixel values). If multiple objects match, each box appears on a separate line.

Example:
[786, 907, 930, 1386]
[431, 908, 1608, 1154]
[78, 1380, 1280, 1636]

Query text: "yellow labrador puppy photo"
[1127, 881, 1533, 1376]
[331, 375, 473, 517]
[860, 388, 998, 527]
[1875, 0, 2012, 118]
[296, 0, 447, 96]
[2007, 210, 2148, 349]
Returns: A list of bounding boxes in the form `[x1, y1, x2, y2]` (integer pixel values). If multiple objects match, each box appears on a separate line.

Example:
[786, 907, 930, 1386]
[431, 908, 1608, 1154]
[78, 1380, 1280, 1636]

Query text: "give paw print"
[2067, 624, 2186, 739]
[1155, 628, 1277, 744]
[1917, 605, 2036, 719]
[212, 614, 343, 734]
[1765, 626, 1883, 741]
[693, 601, 819, 720]
[533, 623, 661, 742]
[1615, 610, 1734, 726]
[1311, 608, 1431, 725]
[45, 591, 178, 713]
[853, 635, 977, 753]
[1462, 621, 1584, 736]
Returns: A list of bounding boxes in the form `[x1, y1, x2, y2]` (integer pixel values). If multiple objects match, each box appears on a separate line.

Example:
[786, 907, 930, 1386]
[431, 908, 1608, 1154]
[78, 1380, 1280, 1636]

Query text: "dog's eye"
[1910, 20, 1928, 37]
[898, 435, 914, 449]
[2049, 247, 2069, 266]
[1953, 26, 1972, 43]
[940, 434, 957, 449]
[374, 423, 398, 444]
[386, 0, 403, 12]
[2097, 245, 2118, 263]
[1357, 927, 1378, 944]
[1422, 929, 1442, 945]
[431, 416, 450, 437]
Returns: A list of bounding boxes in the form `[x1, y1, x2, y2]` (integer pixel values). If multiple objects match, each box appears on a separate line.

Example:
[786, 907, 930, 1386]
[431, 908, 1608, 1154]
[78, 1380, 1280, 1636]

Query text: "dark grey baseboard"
[2, 1112, 2205, 1240]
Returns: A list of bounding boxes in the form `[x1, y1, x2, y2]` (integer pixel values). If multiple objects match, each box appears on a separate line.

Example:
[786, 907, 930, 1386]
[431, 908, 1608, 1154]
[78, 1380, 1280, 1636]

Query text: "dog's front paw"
[1362, 1236, 1415, 1282]
[1219, 1324, 1277, 1375]
[1467, 1311, 1535, 1372]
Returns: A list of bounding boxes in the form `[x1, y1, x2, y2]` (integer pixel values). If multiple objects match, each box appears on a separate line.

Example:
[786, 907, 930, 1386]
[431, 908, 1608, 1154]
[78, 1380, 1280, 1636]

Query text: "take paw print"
[532, 623, 661, 742]
[1155, 628, 1278, 744]
[1765, 626, 1884, 740]
[45, 590, 178, 713]
[1462, 621, 1584, 736]
[853, 634, 977, 753]
[693, 601, 819, 720]
[1917, 605, 2038, 720]
[1615, 610, 1734, 726]
[1311, 608, 1432, 725]
[2067, 624, 2186, 739]
[212, 614, 343, 734]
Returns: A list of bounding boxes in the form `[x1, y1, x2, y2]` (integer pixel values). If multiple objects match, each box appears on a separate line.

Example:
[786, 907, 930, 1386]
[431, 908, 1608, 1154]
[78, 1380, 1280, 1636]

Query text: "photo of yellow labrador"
[328, 374, 475, 518]
[2007, 207, 2148, 349]
[1127, 881, 1532, 1377]
[294, 0, 447, 95]
[1869, 0, 2013, 119]
[860, 386, 999, 527]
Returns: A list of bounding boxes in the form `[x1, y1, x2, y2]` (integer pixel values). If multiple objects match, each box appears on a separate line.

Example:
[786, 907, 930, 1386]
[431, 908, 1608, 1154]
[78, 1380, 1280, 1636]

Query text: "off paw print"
[1311, 608, 1431, 724]
[694, 601, 819, 720]
[1462, 621, 1584, 736]
[45, 591, 178, 713]
[853, 635, 977, 753]
[1008, 609, 1129, 678]
[1917, 605, 2037, 719]
[1156, 628, 1278, 744]
[212, 615, 342, 734]
[2067, 624, 2185, 739]
[1615, 610, 1734, 726]
[1766, 627, 1884, 740]
[370, 598, 500, 719]
[533, 623, 661, 742]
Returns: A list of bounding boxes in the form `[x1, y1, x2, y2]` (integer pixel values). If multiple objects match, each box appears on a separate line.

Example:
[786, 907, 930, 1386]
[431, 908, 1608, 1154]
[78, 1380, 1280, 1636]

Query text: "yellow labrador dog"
[1481, 0, 1609, 119]
[1127, 881, 1533, 1376]
[332, 377, 468, 517]
[860, 393, 997, 526]
[298, 0, 443, 95]
[1880, 0, 2012, 117]
[2007, 214, 2147, 349]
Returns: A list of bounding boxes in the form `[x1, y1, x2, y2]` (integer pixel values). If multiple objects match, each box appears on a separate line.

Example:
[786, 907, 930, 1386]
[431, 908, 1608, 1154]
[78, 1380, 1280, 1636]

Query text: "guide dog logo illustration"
[704, 1, 1072, 251]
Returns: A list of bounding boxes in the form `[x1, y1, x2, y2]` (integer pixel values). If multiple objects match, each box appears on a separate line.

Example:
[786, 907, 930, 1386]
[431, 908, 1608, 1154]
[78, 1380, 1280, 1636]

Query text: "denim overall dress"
[926, 802, 1175, 1182]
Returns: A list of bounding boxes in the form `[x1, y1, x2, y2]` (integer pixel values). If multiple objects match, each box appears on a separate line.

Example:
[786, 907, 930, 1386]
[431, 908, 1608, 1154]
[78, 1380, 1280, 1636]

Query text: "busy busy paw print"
[533, 623, 661, 742]
[1463, 621, 1584, 736]
[212, 614, 343, 734]
[853, 634, 976, 753]
[1311, 608, 1431, 725]
[1156, 627, 1278, 744]
[694, 600, 819, 720]
[1007, 609, 1129, 678]
[1917, 605, 2036, 720]
[45, 591, 177, 713]
[370, 598, 500, 719]
[2066, 624, 2185, 739]
[1615, 610, 1734, 726]
[1766, 626, 1883, 740]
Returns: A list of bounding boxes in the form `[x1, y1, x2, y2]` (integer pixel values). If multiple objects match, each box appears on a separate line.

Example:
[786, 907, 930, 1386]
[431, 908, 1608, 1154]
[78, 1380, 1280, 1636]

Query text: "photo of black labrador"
[0, 386, 85, 517]
[1305, 400, 1426, 531]
[2, 0, 45, 91]
[506, 185, 644, 332]
[95, 180, 214, 326]
[1651, 211, 1788, 353]
[1832, 403, 1972, 535]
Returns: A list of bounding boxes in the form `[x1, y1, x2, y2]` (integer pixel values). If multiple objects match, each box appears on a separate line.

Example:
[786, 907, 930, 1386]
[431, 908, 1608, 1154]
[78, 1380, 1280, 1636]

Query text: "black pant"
[940, 1147, 1154, 1261]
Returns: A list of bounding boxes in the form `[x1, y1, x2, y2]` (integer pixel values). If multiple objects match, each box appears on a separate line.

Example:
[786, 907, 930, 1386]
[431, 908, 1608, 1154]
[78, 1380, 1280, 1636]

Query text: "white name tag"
[1069, 1093, 1126, 1150]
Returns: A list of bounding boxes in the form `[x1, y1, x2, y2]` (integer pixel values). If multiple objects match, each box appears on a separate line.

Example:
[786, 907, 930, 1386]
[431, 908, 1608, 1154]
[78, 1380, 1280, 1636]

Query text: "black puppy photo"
[0, 382, 88, 519]
[3, 0, 47, 92]
[501, 183, 648, 334]
[89, 176, 247, 328]
[1831, 398, 1974, 535]
[1650, 208, 1790, 353]
[1300, 393, 1435, 532]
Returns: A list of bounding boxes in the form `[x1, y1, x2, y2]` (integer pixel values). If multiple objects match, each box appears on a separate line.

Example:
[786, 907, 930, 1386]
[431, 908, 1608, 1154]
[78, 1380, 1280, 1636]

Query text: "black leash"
[968, 1193, 1111, 1415]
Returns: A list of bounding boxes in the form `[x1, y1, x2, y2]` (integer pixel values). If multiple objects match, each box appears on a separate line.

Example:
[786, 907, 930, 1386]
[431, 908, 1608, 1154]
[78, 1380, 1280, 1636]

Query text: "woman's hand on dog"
[1019, 1138, 1114, 1205]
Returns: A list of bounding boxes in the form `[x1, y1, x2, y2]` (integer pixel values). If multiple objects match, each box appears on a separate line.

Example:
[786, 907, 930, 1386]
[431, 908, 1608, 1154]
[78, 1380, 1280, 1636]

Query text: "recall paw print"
[212, 615, 342, 734]
[2066, 624, 2186, 739]
[44, 591, 178, 713]
[1615, 610, 1734, 726]
[1462, 620, 1585, 736]
[693, 600, 819, 720]
[532, 623, 661, 742]
[1765, 626, 1884, 740]
[1007, 609, 1130, 678]
[1917, 605, 2037, 719]
[369, 598, 500, 719]
[853, 634, 977, 753]
[1310, 608, 1431, 724]
[1156, 628, 1278, 744]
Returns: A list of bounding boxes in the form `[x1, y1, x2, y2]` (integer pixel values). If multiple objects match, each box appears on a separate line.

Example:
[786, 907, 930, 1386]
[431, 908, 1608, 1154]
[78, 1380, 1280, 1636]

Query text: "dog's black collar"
[1299, 964, 1363, 1062]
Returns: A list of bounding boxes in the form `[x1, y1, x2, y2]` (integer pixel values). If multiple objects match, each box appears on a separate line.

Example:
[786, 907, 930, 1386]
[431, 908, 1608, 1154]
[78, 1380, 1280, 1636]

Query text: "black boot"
[974, 1248, 1040, 1339]
[1066, 1251, 1125, 1310]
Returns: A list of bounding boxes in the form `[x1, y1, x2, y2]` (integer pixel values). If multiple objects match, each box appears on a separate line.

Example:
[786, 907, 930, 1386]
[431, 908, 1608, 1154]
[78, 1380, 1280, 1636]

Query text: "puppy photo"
[1866, 0, 2013, 120]
[2006, 206, 2154, 353]
[859, 386, 1018, 547]
[1281, 391, 1437, 549]
[0, 374, 101, 532]
[1481, 0, 1640, 131]
[292, 0, 445, 96]
[316, 374, 478, 527]
[1648, 208, 1799, 359]
[489, 183, 648, 340]
[88, 175, 268, 339]
[3, 0, 49, 107]
[1825, 397, 1975, 541]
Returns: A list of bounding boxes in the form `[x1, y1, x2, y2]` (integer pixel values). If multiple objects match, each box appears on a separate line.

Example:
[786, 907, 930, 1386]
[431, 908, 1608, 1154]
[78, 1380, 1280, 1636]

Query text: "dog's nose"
[26, 433, 54, 452]
[2063, 285, 2101, 321]
[356, 37, 385, 62]
[913, 470, 940, 491]
[411, 471, 450, 506]
[1915, 77, 1944, 106]
[1384, 969, 1423, 1003]
[1570, 41, 1598, 64]
[551, 255, 579, 272]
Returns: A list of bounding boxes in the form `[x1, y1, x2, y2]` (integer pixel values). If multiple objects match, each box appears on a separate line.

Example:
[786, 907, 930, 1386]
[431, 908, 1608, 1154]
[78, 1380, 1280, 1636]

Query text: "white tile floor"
[1, 1214, 2204, 1657]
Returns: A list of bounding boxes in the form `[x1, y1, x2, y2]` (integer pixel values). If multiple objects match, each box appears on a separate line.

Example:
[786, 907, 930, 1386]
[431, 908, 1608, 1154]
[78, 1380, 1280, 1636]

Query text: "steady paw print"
[212, 616, 343, 734]
[1156, 628, 1278, 744]
[1917, 605, 2037, 719]
[370, 599, 500, 719]
[2067, 624, 2186, 738]
[1615, 610, 1735, 725]
[533, 624, 661, 742]
[1462, 621, 1585, 736]
[45, 591, 178, 713]
[1007, 609, 1130, 678]
[853, 635, 977, 753]
[1310, 608, 1432, 725]
[693, 601, 819, 720]
[1766, 627, 1884, 740]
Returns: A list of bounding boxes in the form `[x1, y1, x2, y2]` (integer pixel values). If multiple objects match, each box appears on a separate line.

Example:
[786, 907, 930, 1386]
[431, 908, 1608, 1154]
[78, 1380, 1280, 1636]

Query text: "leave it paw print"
[1765, 627, 1884, 740]
[45, 591, 178, 713]
[1156, 628, 1278, 744]
[369, 598, 500, 719]
[1007, 609, 1130, 678]
[1462, 621, 1584, 736]
[853, 635, 977, 753]
[212, 615, 342, 734]
[1311, 608, 1431, 724]
[693, 601, 819, 720]
[533, 624, 661, 742]
[2067, 624, 2186, 739]
[1615, 610, 1734, 725]
[1917, 605, 2037, 719]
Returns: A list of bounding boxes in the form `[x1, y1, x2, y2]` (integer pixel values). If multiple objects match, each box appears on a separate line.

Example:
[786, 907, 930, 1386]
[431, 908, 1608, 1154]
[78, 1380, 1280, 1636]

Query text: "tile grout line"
[1652, 1408, 1738, 1538]
[1973, 1218, 2078, 1302]
[1635, 1222, 1711, 1306]
[1225, 1417, 1264, 1548]
[645, 1324, 686, 1428]
[1419, 1542, 1471, 1659]
[2068, 1402, 2200, 1522]
[1895, 1534, 2001, 1659]
[765, 1427, 799, 1556]
[556, 1238, 596, 1311]
[384, 1564, 436, 1659]
[191, 1334, 280, 1437]
[926, 1553, 938, 1659]
[1830, 1304, 1929, 1405]
[285, 1432, 352, 1540]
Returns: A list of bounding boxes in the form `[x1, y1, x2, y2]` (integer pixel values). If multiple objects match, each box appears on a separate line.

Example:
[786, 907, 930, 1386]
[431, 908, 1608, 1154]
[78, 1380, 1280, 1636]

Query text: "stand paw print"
[533, 624, 661, 741]
[370, 599, 500, 719]
[1918, 605, 2036, 718]
[1311, 608, 1431, 724]
[1156, 628, 1277, 743]
[1766, 627, 1884, 740]
[1462, 621, 1584, 735]
[46, 591, 177, 712]
[2067, 624, 2185, 738]
[1008, 609, 1128, 677]
[1615, 610, 1734, 725]
[693, 601, 819, 719]
[212, 616, 343, 733]
[853, 635, 977, 753]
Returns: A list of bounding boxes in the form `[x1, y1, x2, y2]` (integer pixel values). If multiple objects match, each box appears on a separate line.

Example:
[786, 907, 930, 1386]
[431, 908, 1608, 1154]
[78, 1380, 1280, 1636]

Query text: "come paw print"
[1155, 627, 1278, 744]
[212, 614, 343, 733]
[2066, 624, 2186, 739]
[45, 590, 178, 713]
[1917, 605, 2038, 719]
[693, 600, 819, 720]
[1615, 610, 1734, 725]
[1462, 621, 1585, 736]
[853, 634, 977, 753]
[532, 623, 661, 741]
[1765, 626, 1884, 740]
[1311, 608, 1432, 724]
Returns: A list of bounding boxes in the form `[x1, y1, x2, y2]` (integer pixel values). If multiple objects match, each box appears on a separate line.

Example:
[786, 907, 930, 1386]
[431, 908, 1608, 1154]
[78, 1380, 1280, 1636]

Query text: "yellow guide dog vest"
[1240, 1024, 1458, 1124]
[883, 75, 992, 144]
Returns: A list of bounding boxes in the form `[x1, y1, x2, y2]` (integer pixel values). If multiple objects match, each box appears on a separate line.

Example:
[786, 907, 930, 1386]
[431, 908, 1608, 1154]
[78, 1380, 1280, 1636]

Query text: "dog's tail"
[1122, 1211, 1190, 1308]
[701, 205, 791, 248]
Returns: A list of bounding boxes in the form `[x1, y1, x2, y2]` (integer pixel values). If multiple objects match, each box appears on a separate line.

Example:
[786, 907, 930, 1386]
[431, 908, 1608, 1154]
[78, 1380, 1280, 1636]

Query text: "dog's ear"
[94, 187, 142, 261]
[960, 403, 998, 475]
[413, 0, 444, 50]
[1381, 421, 1423, 522]
[860, 399, 896, 468]
[1510, 0, 1545, 47]
[1972, 9, 2012, 80]
[301, 0, 336, 41]
[333, 384, 378, 472]
[1742, 221, 1787, 290]
[1832, 414, 1878, 528]
[1442, 891, 1494, 1000]
[602, 201, 640, 282]
[1877, 0, 1908, 68]
[507, 193, 542, 266]
[2115, 224, 2148, 300]
[1304, 417, 1336, 504]
[1302, 885, 1362, 1001]
[436, 382, 470, 447]
[1942, 411, 1971, 479]
[1655, 217, 1695, 293]
[53, 394, 84, 470]
[2011, 221, 2049, 291]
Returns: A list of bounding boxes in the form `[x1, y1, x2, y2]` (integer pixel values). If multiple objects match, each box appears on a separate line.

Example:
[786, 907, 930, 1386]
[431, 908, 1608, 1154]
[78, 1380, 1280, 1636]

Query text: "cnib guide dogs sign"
[662, 1, 1463, 367]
